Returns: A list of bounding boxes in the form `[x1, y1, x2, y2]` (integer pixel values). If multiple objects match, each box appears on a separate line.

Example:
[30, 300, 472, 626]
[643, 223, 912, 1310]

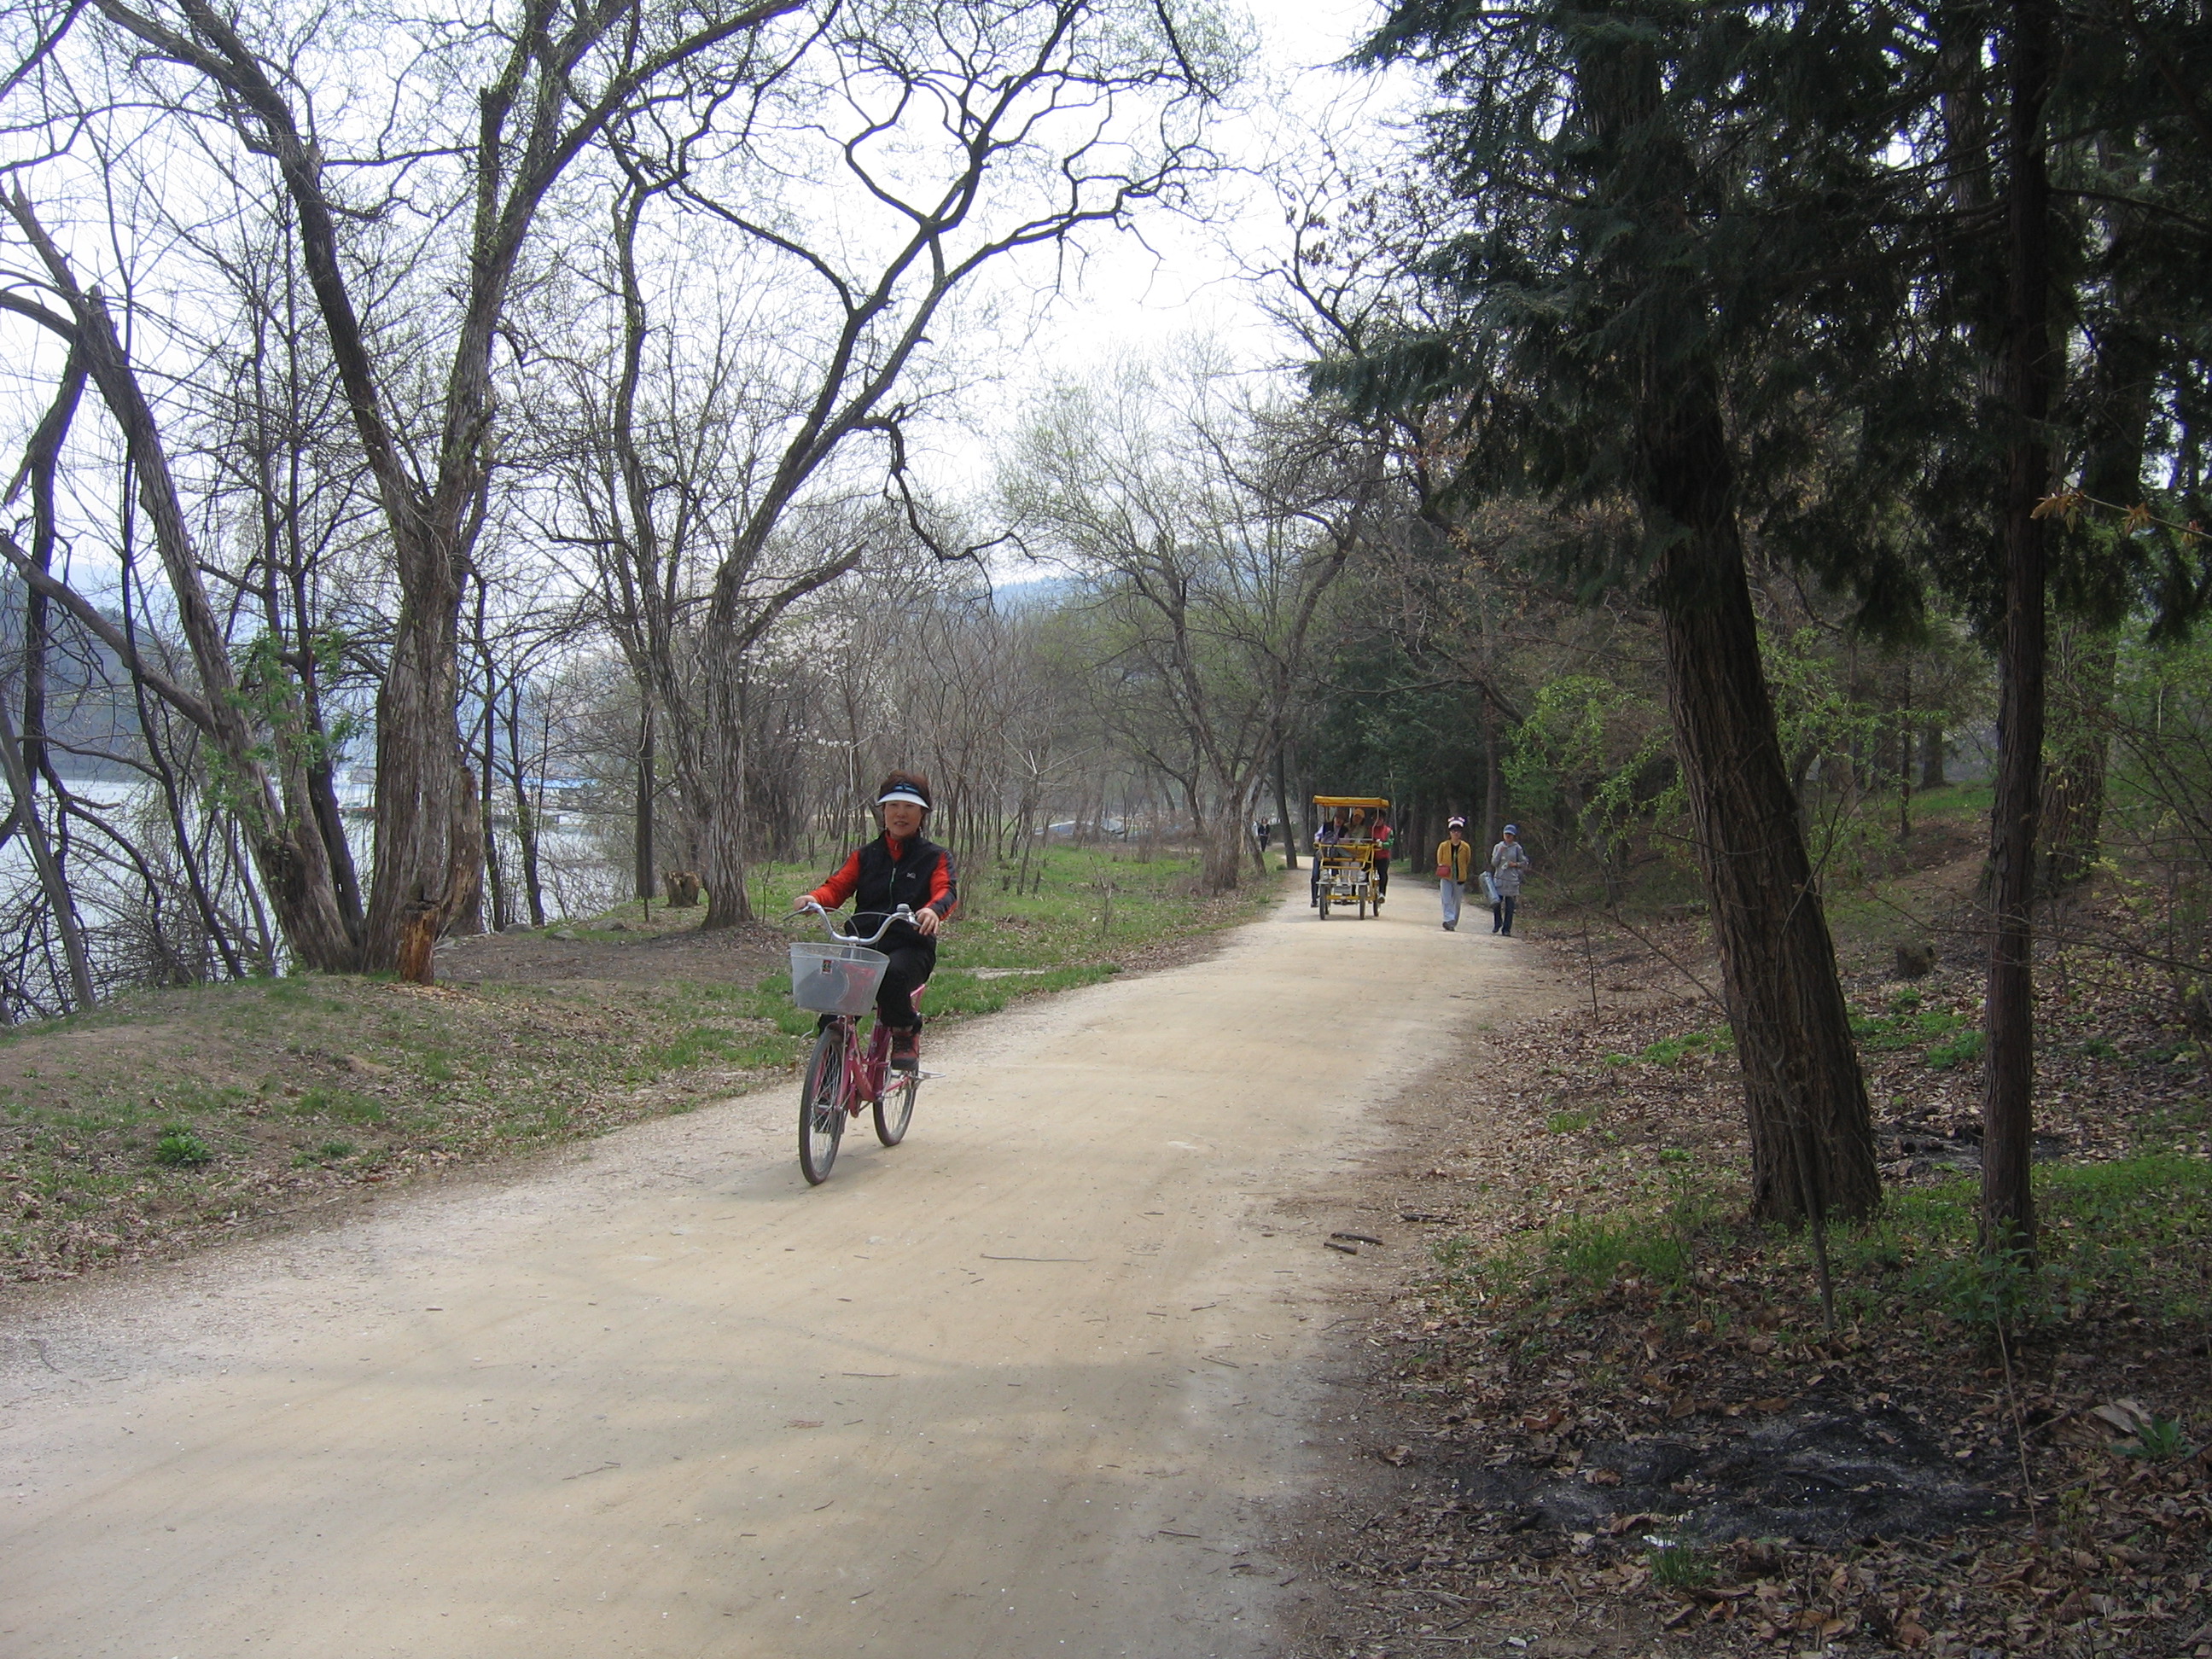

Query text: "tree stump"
[397, 907, 441, 984]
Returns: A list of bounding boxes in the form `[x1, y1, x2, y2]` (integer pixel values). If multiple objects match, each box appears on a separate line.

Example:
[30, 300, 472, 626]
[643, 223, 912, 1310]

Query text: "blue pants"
[1493, 895, 1518, 935]
[1440, 879, 1462, 929]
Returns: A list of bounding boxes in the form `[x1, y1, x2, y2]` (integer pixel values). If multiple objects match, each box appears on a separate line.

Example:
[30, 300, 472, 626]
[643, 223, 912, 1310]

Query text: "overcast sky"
[1053, 0, 1396, 349]
[936, 0, 1414, 538]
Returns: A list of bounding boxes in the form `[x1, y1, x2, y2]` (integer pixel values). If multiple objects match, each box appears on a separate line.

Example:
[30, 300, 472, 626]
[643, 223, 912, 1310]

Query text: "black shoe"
[889, 1028, 920, 1072]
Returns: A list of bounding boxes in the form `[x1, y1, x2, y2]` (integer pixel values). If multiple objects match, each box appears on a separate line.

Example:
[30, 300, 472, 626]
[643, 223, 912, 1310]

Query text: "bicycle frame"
[800, 902, 911, 1106]
[830, 983, 926, 1115]
[792, 903, 927, 1183]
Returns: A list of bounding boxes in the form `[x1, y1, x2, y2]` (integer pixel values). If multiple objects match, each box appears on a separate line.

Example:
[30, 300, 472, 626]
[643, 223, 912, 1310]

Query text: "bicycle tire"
[875, 1067, 917, 1146]
[799, 1023, 847, 1185]
[1318, 894, 1330, 919]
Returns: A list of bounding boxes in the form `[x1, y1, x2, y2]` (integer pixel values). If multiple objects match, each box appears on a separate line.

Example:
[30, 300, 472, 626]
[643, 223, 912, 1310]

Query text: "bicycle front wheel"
[799, 1023, 848, 1185]
[874, 1067, 917, 1146]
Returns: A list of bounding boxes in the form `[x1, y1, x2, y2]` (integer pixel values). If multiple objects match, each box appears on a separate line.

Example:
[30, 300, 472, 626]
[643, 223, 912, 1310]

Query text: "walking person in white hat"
[1435, 817, 1474, 931]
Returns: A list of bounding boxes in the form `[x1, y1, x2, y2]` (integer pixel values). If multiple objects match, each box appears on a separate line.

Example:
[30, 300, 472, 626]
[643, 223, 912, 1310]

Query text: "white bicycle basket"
[789, 941, 890, 1016]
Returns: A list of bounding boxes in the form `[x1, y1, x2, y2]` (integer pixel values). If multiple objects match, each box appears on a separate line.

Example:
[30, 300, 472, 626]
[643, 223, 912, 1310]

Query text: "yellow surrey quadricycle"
[1311, 795, 1389, 920]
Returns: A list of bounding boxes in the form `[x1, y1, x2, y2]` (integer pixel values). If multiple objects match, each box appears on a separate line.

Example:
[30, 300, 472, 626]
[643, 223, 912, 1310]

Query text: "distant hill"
[992, 572, 1077, 614]
[0, 580, 149, 779]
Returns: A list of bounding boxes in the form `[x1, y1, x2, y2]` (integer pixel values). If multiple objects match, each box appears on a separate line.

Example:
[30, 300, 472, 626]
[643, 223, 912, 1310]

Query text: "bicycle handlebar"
[796, 900, 914, 947]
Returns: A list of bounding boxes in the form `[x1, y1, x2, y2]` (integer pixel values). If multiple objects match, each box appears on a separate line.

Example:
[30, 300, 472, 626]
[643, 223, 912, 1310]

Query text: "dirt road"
[2, 881, 1551, 1658]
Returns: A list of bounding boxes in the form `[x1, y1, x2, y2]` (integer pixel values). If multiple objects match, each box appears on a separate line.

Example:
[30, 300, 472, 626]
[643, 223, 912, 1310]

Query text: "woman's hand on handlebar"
[793, 896, 824, 915]
[913, 907, 940, 938]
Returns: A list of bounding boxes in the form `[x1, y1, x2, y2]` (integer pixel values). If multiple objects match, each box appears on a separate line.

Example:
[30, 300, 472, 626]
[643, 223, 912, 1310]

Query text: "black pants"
[876, 940, 934, 1030]
[1492, 895, 1517, 935]
[1374, 857, 1389, 898]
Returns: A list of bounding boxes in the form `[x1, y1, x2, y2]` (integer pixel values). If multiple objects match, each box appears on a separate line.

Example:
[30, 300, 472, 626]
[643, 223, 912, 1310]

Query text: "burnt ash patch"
[1448, 1398, 2011, 1549]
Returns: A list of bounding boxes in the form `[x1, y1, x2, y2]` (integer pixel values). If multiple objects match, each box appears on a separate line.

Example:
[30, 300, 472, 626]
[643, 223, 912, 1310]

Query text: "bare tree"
[1, 193, 361, 969]
[1009, 353, 1377, 889]
[32, 0, 810, 975]
[541, 0, 1230, 925]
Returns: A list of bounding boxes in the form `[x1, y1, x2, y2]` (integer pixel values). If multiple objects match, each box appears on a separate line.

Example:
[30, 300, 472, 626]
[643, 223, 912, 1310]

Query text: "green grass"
[1429, 1151, 2210, 1352]
[1848, 992, 1989, 1070]
[152, 1126, 212, 1167]
[1649, 1544, 1716, 1591]
[1924, 1029, 1987, 1069]
[1432, 1165, 1726, 1318]
[1605, 1028, 1734, 1068]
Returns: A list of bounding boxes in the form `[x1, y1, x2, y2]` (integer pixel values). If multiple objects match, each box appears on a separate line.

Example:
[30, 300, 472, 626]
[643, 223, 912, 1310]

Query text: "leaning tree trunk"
[1644, 374, 1881, 1225]
[3, 197, 358, 973]
[0, 696, 96, 1010]
[1982, 0, 2058, 1257]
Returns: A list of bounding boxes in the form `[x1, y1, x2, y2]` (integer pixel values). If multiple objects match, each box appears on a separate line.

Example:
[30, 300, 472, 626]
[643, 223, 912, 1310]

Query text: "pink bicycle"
[789, 903, 925, 1185]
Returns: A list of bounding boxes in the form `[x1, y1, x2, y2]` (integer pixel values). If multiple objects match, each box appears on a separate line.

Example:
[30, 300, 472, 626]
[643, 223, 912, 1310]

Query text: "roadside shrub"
[153, 1126, 212, 1167]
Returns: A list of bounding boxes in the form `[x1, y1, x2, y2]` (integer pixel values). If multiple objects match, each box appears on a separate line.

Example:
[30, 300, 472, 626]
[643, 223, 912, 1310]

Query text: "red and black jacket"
[806, 833, 958, 949]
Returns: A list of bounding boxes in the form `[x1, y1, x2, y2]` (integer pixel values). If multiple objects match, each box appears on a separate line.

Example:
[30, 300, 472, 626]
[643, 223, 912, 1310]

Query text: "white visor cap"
[878, 784, 929, 808]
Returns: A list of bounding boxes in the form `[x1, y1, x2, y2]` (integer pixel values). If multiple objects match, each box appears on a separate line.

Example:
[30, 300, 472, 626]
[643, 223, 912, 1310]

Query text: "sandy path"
[1, 881, 1547, 1658]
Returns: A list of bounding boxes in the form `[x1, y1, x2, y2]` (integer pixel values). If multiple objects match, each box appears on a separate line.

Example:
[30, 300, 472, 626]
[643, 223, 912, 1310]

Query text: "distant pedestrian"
[1435, 817, 1473, 932]
[1253, 818, 1271, 853]
[1371, 814, 1394, 902]
[1490, 824, 1531, 935]
[1311, 816, 1342, 907]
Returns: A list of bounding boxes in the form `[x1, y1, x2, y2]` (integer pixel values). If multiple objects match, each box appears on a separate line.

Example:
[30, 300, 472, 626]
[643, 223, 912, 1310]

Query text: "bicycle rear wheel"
[799, 1023, 848, 1185]
[874, 1066, 917, 1146]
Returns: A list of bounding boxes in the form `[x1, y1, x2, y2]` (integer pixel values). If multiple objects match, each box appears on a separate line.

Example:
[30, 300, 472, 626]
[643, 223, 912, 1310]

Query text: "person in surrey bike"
[794, 771, 957, 1073]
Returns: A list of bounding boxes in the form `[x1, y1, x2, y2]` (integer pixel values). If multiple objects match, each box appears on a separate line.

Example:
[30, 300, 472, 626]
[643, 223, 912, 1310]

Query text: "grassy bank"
[0, 845, 1274, 1284]
[1313, 783, 2210, 1659]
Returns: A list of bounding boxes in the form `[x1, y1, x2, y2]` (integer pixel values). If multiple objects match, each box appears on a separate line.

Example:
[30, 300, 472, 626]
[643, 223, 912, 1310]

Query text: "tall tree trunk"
[634, 701, 656, 902]
[2037, 158, 2154, 899]
[506, 684, 547, 929]
[1199, 800, 1246, 892]
[10, 346, 84, 790]
[1921, 721, 1948, 788]
[395, 767, 482, 981]
[371, 593, 474, 975]
[1981, 0, 2058, 1256]
[1565, 14, 1877, 1225]
[1274, 746, 1298, 870]
[1644, 376, 1881, 1225]
[2037, 624, 2114, 892]
[480, 678, 507, 933]
[698, 651, 753, 928]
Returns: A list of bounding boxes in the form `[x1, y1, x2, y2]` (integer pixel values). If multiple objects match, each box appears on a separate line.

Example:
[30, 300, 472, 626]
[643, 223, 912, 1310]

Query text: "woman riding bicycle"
[794, 771, 957, 1072]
